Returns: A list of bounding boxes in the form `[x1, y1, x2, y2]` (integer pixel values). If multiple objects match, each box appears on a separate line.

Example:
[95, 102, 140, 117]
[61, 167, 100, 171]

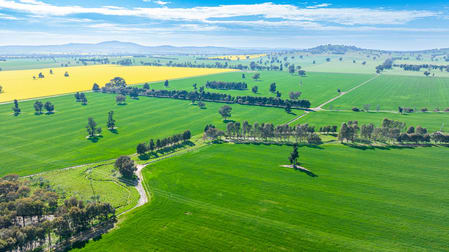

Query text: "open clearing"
[25, 162, 139, 215]
[325, 75, 449, 111]
[0, 65, 235, 102]
[78, 143, 449, 251]
[0, 92, 302, 176]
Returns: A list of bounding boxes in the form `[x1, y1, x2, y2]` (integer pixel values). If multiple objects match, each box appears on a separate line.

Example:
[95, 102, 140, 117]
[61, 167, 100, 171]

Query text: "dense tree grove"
[0, 175, 115, 251]
[394, 63, 449, 72]
[100, 84, 311, 109]
[338, 118, 449, 144]
[138, 130, 192, 156]
[205, 81, 247, 90]
[376, 58, 394, 73]
[220, 121, 322, 144]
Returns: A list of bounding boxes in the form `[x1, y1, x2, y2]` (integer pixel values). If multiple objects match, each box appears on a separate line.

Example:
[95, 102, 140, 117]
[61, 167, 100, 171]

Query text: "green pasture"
[79, 143, 449, 251]
[0, 92, 300, 176]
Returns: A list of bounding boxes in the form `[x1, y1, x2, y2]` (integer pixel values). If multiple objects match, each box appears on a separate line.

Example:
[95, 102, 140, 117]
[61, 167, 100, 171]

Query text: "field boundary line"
[286, 74, 379, 125]
[0, 68, 238, 105]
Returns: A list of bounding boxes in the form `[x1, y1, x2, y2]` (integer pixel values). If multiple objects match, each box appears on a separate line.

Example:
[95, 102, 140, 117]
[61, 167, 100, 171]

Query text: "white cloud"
[306, 3, 330, 9]
[0, 13, 19, 19]
[0, 1, 438, 26]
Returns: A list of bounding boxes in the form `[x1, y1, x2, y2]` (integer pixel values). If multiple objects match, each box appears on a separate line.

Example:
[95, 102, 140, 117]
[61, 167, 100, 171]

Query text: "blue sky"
[0, 0, 448, 50]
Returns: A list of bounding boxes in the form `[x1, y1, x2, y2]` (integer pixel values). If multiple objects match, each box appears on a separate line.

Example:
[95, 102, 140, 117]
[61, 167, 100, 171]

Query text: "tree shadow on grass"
[87, 135, 103, 143]
[109, 128, 118, 134]
[223, 119, 235, 123]
[117, 103, 127, 106]
[118, 176, 138, 187]
[138, 153, 150, 161]
[342, 143, 416, 151]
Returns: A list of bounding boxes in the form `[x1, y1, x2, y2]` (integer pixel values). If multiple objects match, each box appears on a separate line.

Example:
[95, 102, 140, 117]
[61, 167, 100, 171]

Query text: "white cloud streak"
[0, 0, 438, 26]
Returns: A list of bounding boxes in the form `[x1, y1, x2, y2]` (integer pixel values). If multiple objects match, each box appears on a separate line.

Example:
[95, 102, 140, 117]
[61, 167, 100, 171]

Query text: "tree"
[252, 86, 258, 94]
[116, 94, 126, 105]
[219, 105, 232, 120]
[276, 91, 282, 98]
[12, 99, 20, 115]
[81, 94, 88, 105]
[44, 101, 54, 113]
[242, 73, 245, 79]
[252, 73, 260, 80]
[289, 91, 301, 100]
[143, 83, 150, 89]
[49, 69, 53, 74]
[198, 101, 206, 109]
[298, 70, 306, 76]
[115, 156, 136, 178]
[64, 71, 69, 77]
[107, 111, 116, 130]
[34, 101, 43, 114]
[289, 144, 299, 169]
[288, 64, 295, 74]
[137, 143, 147, 156]
[0, 85, 3, 93]
[424, 71, 431, 77]
[183, 130, 192, 142]
[148, 139, 155, 152]
[86, 118, 101, 137]
[92, 83, 100, 92]
[164, 80, 169, 87]
[269, 82, 277, 93]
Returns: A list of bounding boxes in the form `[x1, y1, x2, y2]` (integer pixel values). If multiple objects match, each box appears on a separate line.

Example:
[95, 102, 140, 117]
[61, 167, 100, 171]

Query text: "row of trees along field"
[203, 121, 324, 145]
[205, 81, 248, 90]
[136, 130, 192, 156]
[0, 175, 116, 252]
[98, 83, 311, 109]
[11, 100, 55, 116]
[338, 118, 449, 144]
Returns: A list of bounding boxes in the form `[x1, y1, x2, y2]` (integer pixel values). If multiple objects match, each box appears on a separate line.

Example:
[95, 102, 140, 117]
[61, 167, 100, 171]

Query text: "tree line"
[205, 81, 247, 90]
[204, 121, 322, 145]
[136, 130, 192, 156]
[338, 118, 449, 144]
[0, 175, 115, 251]
[100, 84, 311, 109]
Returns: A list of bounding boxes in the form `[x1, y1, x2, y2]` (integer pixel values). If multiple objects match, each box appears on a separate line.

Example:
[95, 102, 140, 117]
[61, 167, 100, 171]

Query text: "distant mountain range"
[0, 41, 447, 56]
[0, 41, 276, 56]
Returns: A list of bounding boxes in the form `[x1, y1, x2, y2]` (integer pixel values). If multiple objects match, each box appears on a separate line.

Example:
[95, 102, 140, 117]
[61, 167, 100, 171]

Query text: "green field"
[79, 143, 449, 251]
[325, 75, 449, 111]
[298, 111, 449, 132]
[0, 91, 301, 176]
[147, 71, 374, 107]
[25, 161, 139, 215]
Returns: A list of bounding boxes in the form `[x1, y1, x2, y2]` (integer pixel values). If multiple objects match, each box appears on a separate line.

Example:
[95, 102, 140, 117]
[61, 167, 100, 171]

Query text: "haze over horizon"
[0, 0, 448, 50]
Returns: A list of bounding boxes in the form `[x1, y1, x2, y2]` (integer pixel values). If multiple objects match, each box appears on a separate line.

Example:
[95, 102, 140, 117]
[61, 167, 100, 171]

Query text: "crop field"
[208, 54, 267, 60]
[78, 143, 449, 251]
[0, 91, 302, 176]
[325, 75, 449, 111]
[0, 65, 235, 102]
[298, 111, 449, 132]
[146, 71, 374, 107]
[25, 161, 139, 215]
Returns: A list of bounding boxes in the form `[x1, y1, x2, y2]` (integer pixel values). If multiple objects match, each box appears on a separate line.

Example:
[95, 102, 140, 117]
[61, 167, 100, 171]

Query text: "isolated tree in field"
[38, 72, 45, 78]
[270, 82, 277, 93]
[12, 99, 20, 115]
[424, 71, 431, 77]
[252, 73, 260, 80]
[198, 101, 206, 109]
[164, 80, 169, 87]
[137, 143, 147, 156]
[219, 105, 232, 120]
[0, 85, 3, 93]
[86, 117, 101, 137]
[192, 83, 197, 90]
[252, 85, 258, 94]
[81, 94, 88, 105]
[242, 73, 245, 79]
[34, 100, 43, 114]
[289, 144, 299, 169]
[44, 101, 55, 113]
[92, 83, 100, 92]
[64, 71, 69, 77]
[116, 94, 126, 105]
[143, 83, 150, 89]
[115, 156, 136, 178]
[49, 69, 53, 74]
[107, 111, 116, 130]
[289, 91, 301, 100]
[288, 64, 295, 74]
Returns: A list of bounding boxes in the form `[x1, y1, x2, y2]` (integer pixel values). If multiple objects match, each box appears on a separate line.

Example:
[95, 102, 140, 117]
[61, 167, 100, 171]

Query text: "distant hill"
[0, 41, 272, 56]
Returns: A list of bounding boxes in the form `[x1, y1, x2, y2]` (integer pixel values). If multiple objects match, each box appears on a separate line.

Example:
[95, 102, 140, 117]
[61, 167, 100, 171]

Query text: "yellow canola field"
[0, 65, 236, 102]
[209, 54, 267, 61]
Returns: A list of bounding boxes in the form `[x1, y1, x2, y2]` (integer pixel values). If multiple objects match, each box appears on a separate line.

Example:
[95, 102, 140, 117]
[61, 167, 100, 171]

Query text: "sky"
[0, 0, 448, 50]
